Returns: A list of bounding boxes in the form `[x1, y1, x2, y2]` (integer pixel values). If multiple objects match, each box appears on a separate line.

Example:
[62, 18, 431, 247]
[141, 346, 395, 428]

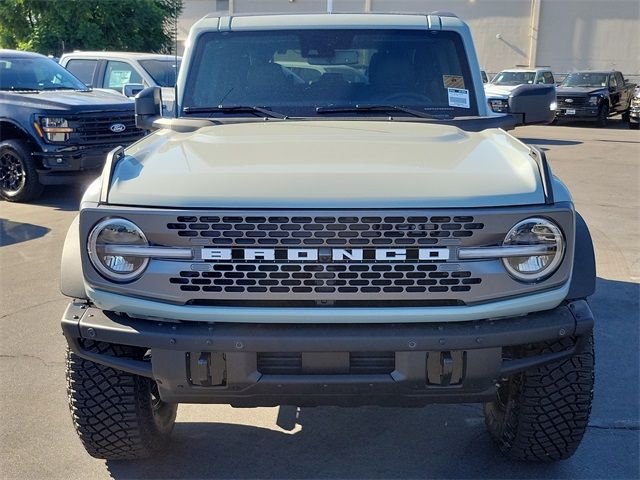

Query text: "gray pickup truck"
[61, 12, 595, 463]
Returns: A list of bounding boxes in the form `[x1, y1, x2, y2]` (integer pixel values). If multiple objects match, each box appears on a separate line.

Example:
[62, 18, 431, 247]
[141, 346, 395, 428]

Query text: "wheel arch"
[0, 119, 39, 146]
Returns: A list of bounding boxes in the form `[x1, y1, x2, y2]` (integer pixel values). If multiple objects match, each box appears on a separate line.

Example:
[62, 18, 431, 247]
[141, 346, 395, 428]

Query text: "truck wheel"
[595, 104, 609, 127]
[483, 333, 594, 462]
[0, 139, 43, 202]
[66, 341, 178, 460]
[630, 122, 639, 130]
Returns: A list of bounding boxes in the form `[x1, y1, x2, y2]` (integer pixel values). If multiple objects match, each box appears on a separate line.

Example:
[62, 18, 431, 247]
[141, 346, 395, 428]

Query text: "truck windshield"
[139, 59, 181, 87]
[182, 29, 478, 118]
[491, 71, 535, 86]
[561, 73, 608, 88]
[0, 57, 88, 91]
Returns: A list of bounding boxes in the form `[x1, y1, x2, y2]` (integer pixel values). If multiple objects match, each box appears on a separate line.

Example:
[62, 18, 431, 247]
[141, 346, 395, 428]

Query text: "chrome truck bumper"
[61, 300, 594, 407]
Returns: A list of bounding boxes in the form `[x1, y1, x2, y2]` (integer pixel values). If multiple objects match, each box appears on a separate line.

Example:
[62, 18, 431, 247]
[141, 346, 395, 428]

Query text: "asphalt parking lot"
[1, 119, 639, 479]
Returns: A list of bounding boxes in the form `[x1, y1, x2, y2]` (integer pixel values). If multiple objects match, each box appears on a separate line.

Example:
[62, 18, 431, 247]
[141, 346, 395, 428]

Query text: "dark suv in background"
[0, 50, 143, 202]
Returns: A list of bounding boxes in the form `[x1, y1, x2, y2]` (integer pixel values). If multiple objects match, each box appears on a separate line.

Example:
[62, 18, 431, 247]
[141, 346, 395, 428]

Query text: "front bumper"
[61, 300, 594, 407]
[33, 145, 120, 185]
[555, 106, 599, 119]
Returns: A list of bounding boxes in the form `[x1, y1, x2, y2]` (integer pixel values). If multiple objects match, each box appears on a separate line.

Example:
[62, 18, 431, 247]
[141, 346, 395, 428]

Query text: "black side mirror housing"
[135, 87, 163, 130]
[508, 84, 556, 126]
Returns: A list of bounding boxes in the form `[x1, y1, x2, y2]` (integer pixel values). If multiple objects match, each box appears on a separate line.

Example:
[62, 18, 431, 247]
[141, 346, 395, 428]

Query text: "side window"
[102, 61, 143, 91]
[543, 72, 554, 84]
[615, 72, 625, 88]
[65, 59, 97, 85]
[535, 73, 545, 84]
[609, 74, 617, 89]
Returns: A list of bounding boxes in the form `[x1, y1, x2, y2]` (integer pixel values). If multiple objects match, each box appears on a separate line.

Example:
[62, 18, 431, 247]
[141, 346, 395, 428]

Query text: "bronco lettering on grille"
[201, 248, 450, 262]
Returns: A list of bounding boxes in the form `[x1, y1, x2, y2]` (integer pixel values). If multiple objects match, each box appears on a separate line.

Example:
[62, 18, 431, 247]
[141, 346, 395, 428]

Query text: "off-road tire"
[595, 104, 609, 128]
[621, 109, 630, 123]
[66, 341, 178, 460]
[484, 333, 594, 462]
[0, 139, 43, 202]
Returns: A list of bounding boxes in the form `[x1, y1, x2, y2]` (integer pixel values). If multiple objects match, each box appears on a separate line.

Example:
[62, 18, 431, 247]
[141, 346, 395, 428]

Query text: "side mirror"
[135, 87, 162, 130]
[123, 83, 144, 98]
[508, 84, 556, 126]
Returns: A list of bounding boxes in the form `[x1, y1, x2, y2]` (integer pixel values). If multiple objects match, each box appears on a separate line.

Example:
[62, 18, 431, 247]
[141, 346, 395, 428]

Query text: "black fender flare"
[567, 212, 596, 300]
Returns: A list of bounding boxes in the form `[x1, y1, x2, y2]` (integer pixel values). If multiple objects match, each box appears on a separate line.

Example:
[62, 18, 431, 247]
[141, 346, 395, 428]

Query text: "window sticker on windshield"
[443, 75, 465, 89]
[447, 88, 470, 108]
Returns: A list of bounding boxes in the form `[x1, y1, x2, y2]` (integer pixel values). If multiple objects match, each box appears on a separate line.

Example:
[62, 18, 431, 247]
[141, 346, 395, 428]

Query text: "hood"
[109, 120, 544, 209]
[0, 89, 134, 112]
[556, 86, 607, 96]
[484, 84, 519, 98]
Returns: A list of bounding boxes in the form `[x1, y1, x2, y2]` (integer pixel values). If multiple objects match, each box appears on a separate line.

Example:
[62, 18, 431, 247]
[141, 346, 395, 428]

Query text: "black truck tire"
[0, 139, 43, 202]
[595, 104, 609, 127]
[483, 333, 594, 462]
[66, 341, 178, 460]
[630, 121, 639, 130]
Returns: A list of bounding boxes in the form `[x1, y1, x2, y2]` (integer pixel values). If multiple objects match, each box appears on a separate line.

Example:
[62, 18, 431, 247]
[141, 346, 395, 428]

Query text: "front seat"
[368, 51, 416, 98]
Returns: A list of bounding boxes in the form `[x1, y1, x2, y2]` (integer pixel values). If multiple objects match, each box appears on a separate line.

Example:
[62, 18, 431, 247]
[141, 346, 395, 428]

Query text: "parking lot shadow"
[104, 277, 638, 480]
[517, 137, 582, 147]
[0, 218, 50, 246]
[28, 184, 88, 212]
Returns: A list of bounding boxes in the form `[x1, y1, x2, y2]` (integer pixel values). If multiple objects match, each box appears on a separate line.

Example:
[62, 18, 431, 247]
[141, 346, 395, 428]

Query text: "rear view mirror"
[508, 84, 556, 125]
[135, 87, 162, 130]
[123, 83, 144, 98]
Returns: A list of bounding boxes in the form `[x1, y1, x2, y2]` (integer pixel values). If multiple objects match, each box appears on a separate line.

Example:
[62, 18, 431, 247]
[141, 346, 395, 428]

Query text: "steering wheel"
[383, 92, 433, 104]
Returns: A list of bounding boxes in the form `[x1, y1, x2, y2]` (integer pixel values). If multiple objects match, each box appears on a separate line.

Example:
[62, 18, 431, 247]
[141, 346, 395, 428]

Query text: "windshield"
[561, 73, 608, 88]
[490, 71, 535, 86]
[182, 29, 478, 118]
[139, 58, 181, 87]
[0, 56, 87, 91]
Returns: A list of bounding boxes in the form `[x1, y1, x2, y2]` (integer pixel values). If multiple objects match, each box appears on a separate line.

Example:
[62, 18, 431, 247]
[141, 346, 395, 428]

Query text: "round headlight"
[88, 218, 149, 282]
[502, 217, 565, 282]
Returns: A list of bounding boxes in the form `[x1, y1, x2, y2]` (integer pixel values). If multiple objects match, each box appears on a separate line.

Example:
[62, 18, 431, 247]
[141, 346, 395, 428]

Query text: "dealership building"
[179, 0, 640, 80]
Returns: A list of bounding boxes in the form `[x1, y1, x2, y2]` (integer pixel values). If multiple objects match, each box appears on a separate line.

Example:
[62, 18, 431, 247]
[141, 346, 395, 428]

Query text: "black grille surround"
[557, 96, 588, 108]
[66, 110, 143, 145]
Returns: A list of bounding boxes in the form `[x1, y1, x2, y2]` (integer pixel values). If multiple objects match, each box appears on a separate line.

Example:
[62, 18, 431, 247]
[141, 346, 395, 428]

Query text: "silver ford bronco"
[61, 12, 595, 462]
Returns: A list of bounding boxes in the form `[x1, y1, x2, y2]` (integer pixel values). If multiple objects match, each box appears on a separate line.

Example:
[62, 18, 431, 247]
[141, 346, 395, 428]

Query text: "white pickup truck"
[60, 12, 595, 463]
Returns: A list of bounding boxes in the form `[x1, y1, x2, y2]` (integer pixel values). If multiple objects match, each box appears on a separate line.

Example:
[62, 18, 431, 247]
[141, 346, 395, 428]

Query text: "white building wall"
[179, 0, 640, 78]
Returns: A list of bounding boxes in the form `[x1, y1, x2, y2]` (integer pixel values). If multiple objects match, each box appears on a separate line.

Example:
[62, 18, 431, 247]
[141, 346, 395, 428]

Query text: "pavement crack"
[0, 298, 62, 320]
[0, 353, 64, 367]
[588, 420, 640, 431]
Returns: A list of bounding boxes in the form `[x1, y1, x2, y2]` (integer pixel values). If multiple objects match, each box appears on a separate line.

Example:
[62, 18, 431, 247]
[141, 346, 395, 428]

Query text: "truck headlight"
[39, 117, 74, 142]
[502, 218, 565, 282]
[631, 97, 640, 107]
[588, 95, 601, 106]
[489, 98, 508, 113]
[88, 218, 149, 282]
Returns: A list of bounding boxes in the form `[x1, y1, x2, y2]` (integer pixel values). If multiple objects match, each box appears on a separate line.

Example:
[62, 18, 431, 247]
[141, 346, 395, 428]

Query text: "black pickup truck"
[0, 50, 144, 202]
[556, 70, 636, 127]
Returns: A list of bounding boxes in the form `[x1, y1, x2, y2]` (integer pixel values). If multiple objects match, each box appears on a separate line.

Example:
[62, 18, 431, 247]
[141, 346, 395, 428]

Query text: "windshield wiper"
[41, 86, 88, 91]
[183, 105, 288, 119]
[315, 104, 446, 119]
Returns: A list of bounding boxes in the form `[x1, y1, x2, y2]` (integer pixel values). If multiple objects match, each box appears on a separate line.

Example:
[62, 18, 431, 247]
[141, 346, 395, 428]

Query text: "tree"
[0, 0, 183, 56]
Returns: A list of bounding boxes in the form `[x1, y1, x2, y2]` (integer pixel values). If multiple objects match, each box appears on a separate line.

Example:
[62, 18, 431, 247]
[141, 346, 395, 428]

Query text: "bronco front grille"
[166, 215, 484, 247]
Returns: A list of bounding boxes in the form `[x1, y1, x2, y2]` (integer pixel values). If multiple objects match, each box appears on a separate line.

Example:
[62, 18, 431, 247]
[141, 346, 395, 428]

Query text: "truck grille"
[557, 96, 588, 108]
[167, 215, 484, 247]
[170, 263, 481, 296]
[68, 111, 143, 145]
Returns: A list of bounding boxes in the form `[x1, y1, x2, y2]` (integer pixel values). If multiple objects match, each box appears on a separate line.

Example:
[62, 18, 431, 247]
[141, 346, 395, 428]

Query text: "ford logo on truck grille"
[109, 123, 126, 133]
